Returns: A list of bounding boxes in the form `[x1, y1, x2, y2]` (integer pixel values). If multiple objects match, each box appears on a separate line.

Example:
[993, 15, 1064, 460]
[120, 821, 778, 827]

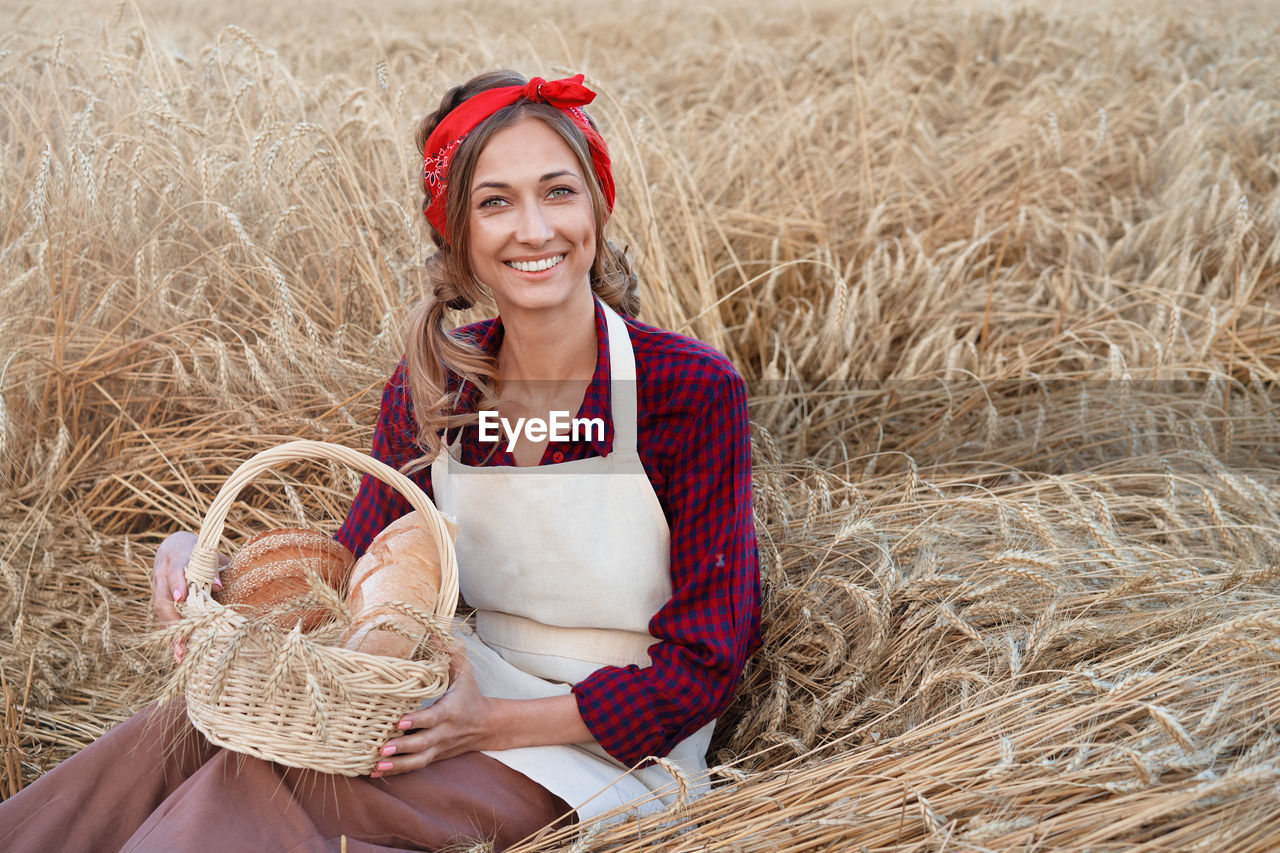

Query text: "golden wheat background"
[3, 0, 1280, 848]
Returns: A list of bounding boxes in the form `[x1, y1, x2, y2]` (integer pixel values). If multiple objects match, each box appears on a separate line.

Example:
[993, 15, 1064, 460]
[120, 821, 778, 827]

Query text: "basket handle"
[184, 439, 459, 621]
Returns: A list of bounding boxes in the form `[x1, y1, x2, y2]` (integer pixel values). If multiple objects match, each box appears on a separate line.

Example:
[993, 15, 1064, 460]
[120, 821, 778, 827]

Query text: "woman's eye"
[548, 186, 574, 199]
[478, 196, 507, 209]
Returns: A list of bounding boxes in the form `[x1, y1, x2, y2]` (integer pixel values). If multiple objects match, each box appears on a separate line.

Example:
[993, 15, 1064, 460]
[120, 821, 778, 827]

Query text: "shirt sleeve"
[334, 361, 432, 558]
[571, 367, 762, 766]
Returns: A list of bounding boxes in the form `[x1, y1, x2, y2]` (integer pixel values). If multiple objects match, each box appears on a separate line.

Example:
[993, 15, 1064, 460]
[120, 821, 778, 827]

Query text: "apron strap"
[598, 300, 638, 456]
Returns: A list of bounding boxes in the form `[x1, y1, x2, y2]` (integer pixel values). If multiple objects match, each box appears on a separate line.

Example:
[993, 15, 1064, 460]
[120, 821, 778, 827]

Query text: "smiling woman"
[0, 70, 760, 853]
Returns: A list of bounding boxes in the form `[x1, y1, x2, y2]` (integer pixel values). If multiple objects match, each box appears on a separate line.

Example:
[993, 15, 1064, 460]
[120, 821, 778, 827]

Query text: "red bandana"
[421, 74, 615, 245]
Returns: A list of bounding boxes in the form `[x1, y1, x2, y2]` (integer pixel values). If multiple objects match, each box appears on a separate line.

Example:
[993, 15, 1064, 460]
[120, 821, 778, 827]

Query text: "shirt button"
[552, 451, 565, 462]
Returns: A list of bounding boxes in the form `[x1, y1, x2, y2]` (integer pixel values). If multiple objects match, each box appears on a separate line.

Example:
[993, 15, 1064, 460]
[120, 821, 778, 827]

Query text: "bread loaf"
[214, 528, 354, 631]
[339, 511, 454, 658]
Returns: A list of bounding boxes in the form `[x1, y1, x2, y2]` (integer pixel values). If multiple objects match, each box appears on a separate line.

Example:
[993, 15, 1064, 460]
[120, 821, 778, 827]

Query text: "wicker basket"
[174, 439, 459, 776]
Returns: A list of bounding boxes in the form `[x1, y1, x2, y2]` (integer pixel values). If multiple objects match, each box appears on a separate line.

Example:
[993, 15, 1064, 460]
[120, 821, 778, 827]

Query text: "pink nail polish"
[380, 745, 396, 756]
[397, 719, 412, 730]
[172, 588, 182, 601]
[376, 760, 393, 771]
[369, 771, 381, 779]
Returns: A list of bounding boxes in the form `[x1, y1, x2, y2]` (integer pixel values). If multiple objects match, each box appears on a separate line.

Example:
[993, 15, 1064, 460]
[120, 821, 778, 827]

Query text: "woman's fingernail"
[369, 771, 382, 779]
[213, 578, 222, 590]
[376, 760, 393, 771]
[173, 588, 182, 601]
[380, 745, 396, 756]
[397, 719, 411, 730]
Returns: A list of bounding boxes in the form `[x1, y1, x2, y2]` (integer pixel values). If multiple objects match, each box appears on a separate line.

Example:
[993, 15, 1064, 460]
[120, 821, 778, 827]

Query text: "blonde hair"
[404, 70, 638, 470]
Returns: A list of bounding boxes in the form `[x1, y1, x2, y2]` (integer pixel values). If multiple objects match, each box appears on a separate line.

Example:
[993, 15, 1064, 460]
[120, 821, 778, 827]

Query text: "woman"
[0, 70, 760, 852]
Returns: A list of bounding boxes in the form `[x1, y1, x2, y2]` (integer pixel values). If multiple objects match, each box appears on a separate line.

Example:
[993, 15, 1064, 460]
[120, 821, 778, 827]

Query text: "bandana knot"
[522, 77, 546, 102]
[522, 74, 596, 109]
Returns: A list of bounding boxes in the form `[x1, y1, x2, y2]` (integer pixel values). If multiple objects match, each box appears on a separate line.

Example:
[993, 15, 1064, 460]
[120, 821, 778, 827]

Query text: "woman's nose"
[515, 202, 554, 246]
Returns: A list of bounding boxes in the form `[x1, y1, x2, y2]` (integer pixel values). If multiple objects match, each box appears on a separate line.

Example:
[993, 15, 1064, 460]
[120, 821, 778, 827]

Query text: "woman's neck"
[495, 290, 597, 385]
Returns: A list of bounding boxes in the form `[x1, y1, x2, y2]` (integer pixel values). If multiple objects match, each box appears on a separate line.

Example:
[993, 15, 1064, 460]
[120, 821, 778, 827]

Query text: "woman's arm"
[335, 361, 428, 558]
[572, 362, 761, 766]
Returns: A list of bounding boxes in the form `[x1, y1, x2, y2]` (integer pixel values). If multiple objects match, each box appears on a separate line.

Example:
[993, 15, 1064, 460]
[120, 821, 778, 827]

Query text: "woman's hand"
[152, 531, 224, 661]
[371, 645, 496, 778]
[370, 645, 596, 779]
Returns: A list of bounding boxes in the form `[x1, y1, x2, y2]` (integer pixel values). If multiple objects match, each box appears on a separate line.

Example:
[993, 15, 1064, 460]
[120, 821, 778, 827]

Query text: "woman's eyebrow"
[471, 170, 580, 193]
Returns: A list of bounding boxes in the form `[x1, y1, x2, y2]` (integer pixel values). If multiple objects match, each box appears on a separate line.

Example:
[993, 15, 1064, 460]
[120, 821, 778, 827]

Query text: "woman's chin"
[492, 276, 592, 316]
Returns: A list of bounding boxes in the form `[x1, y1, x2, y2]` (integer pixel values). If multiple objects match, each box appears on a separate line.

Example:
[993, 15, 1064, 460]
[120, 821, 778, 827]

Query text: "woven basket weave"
[175, 439, 459, 776]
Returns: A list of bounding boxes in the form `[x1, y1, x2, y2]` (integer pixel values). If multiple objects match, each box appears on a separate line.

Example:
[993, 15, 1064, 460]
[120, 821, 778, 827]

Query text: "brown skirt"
[0, 701, 572, 852]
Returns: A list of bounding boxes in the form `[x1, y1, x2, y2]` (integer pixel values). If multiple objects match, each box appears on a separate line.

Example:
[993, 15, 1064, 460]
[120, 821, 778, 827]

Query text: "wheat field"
[3, 0, 1280, 849]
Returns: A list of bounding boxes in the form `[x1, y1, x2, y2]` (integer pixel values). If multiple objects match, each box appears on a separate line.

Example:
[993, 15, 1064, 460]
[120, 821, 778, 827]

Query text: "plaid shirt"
[335, 300, 761, 765]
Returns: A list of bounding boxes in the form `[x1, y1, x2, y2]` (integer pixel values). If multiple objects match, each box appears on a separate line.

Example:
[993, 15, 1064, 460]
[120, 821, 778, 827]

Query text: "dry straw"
[3, 0, 1280, 849]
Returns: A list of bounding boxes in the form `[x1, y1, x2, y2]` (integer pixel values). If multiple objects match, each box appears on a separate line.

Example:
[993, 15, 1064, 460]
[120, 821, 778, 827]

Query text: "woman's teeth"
[506, 254, 565, 273]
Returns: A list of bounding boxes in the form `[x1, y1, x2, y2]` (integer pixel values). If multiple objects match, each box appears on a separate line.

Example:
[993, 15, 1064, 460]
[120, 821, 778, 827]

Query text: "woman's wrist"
[483, 694, 594, 751]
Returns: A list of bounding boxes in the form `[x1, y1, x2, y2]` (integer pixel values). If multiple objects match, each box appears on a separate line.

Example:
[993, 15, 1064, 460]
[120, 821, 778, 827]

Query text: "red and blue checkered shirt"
[335, 299, 761, 765]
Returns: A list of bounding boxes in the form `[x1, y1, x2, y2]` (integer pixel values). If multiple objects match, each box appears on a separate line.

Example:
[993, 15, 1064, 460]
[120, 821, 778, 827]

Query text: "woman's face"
[466, 116, 596, 317]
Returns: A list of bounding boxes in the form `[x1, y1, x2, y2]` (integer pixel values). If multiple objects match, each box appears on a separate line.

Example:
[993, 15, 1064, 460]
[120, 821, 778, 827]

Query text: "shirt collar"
[454, 297, 615, 458]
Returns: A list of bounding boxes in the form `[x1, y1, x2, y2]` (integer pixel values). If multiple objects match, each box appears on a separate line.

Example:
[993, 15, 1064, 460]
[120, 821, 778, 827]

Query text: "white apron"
[430, 300, 714, 821]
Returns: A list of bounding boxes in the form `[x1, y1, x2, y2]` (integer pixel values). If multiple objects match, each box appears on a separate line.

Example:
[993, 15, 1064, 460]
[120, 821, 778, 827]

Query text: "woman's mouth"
[505, 254, 565, 273]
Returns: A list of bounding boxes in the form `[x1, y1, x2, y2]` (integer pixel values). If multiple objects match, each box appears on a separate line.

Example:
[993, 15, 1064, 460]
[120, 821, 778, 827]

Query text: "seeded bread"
[214, 528, 353, 630]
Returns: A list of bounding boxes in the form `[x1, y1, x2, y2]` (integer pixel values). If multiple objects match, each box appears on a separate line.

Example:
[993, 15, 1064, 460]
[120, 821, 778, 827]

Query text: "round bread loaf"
[339, 510, 454, 658]
[213, 528, 354, 631]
